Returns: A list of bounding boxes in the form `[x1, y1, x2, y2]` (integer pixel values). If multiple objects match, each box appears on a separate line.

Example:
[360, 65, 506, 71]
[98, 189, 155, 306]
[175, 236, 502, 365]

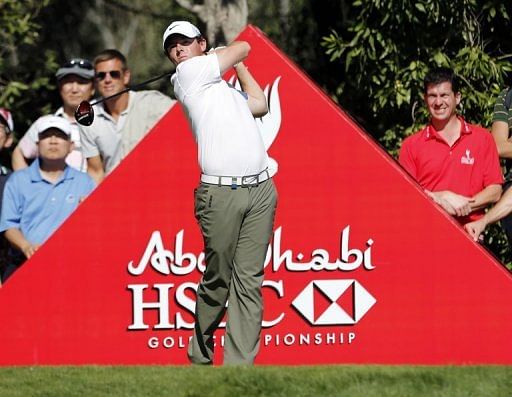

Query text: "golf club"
[75, 71, 173, 126]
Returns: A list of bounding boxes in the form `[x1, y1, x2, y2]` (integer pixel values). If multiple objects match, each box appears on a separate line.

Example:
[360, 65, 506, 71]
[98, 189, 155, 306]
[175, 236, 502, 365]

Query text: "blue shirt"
[0, 159, 95, 245]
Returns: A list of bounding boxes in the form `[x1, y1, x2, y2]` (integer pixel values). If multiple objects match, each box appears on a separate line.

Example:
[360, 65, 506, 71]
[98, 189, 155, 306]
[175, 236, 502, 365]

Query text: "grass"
[0, 365, 511, 397]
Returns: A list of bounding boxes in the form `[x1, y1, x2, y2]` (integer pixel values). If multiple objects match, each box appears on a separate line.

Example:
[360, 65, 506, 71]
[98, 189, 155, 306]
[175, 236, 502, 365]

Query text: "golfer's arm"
[235, 63, 268, 118]
[215, 41, 250, 74]
[87, 156, 105, 184]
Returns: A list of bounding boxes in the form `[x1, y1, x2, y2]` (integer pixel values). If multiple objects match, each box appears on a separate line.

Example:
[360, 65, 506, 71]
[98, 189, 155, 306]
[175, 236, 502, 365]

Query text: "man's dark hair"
[423, 67, 459, 94]
[94, 49, 128, 70]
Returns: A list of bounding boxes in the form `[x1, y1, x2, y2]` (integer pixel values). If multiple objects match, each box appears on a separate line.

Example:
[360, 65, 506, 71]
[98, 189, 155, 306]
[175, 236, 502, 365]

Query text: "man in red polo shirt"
[399, 67, 503, 225]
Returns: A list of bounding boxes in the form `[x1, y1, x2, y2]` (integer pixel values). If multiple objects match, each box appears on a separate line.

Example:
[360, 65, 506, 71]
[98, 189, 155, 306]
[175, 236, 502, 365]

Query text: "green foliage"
[248, 0, 352, 95]
[0, 0, 58, 138]
[322, 0, 512, 264]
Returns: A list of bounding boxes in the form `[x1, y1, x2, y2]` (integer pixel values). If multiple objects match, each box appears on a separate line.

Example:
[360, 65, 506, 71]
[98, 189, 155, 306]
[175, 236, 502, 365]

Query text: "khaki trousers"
[188, 179, 277, 365]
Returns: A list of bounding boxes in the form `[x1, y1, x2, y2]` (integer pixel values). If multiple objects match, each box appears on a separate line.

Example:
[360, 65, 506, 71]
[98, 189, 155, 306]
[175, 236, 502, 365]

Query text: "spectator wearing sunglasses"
[79, 49, 175, 183]
[12, 58, 95, 173]
[0, 116, 95, 283]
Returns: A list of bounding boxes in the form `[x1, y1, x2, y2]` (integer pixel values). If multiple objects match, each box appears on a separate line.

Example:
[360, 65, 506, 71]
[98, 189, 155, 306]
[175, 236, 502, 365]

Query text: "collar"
[96, 91, 135, 120]
[54, 107, 78, 126]
[29, 158, 73, 184]
[423, 116, 472, 140]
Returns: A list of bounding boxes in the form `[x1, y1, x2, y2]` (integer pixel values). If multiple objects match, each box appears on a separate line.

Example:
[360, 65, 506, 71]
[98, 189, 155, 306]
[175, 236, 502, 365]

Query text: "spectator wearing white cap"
[163, 21, 276, 365]
[12, 58, 95, 173]
[0, 115, 95, 282]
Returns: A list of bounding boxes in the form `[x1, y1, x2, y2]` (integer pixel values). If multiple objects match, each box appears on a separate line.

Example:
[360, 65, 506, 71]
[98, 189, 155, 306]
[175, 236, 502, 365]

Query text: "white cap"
[162, 21, 201, 52]
[34, 115, 72, 141]
[0, 108, 14, 133]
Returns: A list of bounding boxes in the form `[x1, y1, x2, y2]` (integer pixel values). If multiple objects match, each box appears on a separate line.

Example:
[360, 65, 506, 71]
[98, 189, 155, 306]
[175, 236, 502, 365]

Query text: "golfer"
[163, 21, 277, 365]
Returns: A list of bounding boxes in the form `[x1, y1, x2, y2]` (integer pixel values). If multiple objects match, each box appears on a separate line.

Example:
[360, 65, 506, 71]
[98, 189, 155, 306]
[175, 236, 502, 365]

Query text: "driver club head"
[75, 101, 94, 126]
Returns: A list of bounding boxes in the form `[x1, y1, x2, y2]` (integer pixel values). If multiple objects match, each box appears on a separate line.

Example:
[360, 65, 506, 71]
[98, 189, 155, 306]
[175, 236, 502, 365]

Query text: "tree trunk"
[85, 0, 141, 56]
[175, 0, 248, 46]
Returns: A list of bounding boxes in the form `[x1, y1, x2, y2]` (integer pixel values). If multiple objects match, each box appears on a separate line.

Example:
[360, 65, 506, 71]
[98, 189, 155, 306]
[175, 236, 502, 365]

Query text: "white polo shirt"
[79, 90, 174, 174]
[171, 54, 268, 177]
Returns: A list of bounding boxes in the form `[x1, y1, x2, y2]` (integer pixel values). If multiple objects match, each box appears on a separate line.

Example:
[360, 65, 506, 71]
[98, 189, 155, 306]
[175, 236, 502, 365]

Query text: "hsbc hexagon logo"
[291, 280, 376, 325]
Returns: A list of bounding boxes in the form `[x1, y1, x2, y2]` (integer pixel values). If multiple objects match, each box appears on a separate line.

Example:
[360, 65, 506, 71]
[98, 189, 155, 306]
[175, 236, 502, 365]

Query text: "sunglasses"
[95, 70, 122, 81]
[63, 58, 93, 70]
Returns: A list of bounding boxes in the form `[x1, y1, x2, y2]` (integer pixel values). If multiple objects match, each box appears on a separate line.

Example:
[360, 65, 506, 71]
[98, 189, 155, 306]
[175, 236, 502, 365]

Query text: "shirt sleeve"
[398, 137, 417, 179]
[174, 54, 221, 99]
[0, 174, 22, 233]
[78, 125, 100, 158]
[18, 124, 39, 159]
[492, 89, 509, 124]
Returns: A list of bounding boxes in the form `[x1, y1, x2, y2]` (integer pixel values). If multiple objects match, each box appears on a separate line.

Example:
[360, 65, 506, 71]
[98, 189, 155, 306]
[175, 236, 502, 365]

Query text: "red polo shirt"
[399, 117, 503, 221]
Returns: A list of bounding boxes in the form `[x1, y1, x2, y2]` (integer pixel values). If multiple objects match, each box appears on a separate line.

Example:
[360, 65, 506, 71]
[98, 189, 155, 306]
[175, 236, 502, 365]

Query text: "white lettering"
[261, 332, 356, 348]
[175, 282, 197, 330]
[127, 284, 174, 330]
[128, 226, 377, 276]
[128, 231, 172, 275]
[163, 336, 175, 348]
[299, 333, 310, 345]
[261, 280, 285, 327]
[284, 334, 295, 346]
[148, 336, 159, 349]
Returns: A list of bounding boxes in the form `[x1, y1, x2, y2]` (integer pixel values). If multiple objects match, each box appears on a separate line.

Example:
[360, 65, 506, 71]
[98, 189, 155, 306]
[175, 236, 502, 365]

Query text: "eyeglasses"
[95, 70, 122, 81]
[63, 58, 94, 70]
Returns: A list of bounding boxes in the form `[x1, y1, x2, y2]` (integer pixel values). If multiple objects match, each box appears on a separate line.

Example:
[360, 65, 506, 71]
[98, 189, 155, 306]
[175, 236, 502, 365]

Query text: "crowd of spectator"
[0, 55, 511, 286]
[0, 50, 174, 285]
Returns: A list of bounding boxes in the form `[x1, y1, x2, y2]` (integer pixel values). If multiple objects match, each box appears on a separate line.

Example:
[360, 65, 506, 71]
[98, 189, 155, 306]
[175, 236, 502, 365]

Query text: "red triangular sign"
[0, 25, 511, 365]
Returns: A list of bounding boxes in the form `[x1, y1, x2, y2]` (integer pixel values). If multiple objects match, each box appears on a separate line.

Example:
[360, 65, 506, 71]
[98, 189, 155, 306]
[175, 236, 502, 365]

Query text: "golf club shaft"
[90, 71, 173, 106]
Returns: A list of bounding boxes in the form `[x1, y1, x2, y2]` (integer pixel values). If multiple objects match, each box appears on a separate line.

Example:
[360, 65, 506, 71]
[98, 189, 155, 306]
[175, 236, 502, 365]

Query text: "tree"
[175, 0, 248, 45]
[0, 0, 58, 137]
[322, 0, 512, 264]
[37, 0, 193, 85]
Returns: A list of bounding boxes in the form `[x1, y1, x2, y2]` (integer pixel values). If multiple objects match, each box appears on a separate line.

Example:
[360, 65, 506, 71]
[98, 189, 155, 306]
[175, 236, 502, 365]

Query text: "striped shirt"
[492, 88, 512, 180]
[492, 88, 512, 126]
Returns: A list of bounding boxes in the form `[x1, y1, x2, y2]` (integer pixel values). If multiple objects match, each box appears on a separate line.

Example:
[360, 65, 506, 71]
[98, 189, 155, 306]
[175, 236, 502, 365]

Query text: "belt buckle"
[241, 174, 259, 187]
